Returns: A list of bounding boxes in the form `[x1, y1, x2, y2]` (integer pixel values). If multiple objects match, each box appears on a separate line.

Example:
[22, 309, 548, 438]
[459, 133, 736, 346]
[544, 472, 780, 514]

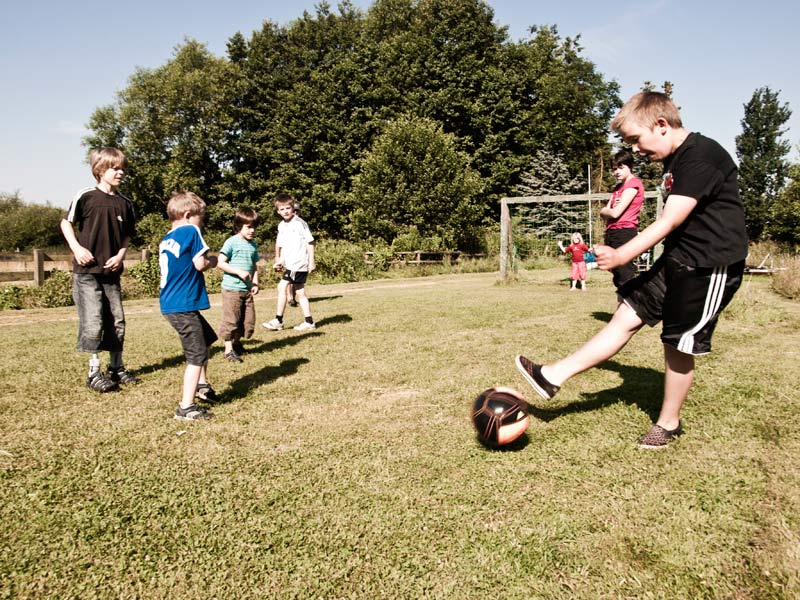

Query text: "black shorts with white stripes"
[619, 256, 744, 355]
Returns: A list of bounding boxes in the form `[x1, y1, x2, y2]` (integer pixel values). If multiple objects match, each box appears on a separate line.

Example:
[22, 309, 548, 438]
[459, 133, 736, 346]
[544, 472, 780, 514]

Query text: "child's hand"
[73, 246, 95, 266]
[273, 261, 283, 272]
[308, 261, 316, 273]
[250, 283, 259, 296]
[593, 245, 619, 271]
[103, 255, 123, 272]
[238, 269, 252, 282]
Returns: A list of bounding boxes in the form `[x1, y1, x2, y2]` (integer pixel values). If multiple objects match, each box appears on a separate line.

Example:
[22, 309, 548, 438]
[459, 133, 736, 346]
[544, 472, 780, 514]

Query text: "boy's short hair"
[234, 206, 260, 231]
[612, 149, 635, 169]
[166, 191, 206, 222]
[274, 193, 295, 207]
[611, 91, 683, 133]
[90, 147, 128, 182]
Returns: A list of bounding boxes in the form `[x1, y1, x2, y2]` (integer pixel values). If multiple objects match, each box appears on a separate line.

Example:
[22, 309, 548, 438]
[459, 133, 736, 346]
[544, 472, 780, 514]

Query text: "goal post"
[499, 191, 662, 280]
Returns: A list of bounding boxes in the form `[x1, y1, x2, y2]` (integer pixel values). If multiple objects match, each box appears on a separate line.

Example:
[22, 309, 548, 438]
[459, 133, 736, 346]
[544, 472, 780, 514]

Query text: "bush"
[0, 193, 65, 251]
[123, 256, 161, 299]
[772, 254, 800, 300]
[314, 239, 378, 284]
[36, 270, 74, 308]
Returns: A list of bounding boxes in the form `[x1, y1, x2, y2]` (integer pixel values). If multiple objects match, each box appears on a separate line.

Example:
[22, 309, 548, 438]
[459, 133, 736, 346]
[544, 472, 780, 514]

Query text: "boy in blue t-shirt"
[217, 207, 261, 363]
[159, 191, 220, 421]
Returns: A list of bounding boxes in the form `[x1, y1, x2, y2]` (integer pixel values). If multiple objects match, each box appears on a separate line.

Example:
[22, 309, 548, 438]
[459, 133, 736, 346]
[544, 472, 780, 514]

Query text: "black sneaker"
[86, 371, 119, 393]
[637, 422, 683, 449]
[174, 403, 214, 421]
[515, 355, 560, 400]
[108, 367, 140, 385]
[232, 341, 245, 355]
[196, 383, 221, 403]
[224, 351, 243, 363]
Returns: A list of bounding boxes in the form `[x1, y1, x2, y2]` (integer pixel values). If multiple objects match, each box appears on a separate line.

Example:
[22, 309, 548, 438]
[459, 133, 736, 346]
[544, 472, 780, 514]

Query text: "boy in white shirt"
[262, 193, 316, 331]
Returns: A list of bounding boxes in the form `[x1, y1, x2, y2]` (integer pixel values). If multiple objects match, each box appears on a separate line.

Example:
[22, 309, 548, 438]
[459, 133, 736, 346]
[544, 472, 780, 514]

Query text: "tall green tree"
[347, 115, 483, 248]
[84, 40, 236, 217]
[736, 86, 792, 241]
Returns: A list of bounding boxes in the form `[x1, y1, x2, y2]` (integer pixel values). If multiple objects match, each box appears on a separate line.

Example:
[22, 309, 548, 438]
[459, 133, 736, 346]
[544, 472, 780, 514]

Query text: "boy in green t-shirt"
[217, 207, 261, 362]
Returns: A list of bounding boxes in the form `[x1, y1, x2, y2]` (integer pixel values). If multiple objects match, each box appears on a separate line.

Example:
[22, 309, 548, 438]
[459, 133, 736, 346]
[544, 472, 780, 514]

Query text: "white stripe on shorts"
[677, 265, 728, 354]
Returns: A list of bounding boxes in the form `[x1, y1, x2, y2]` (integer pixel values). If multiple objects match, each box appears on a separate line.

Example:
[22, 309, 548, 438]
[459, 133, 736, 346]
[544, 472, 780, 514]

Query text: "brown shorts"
[219, 289, 256, 341]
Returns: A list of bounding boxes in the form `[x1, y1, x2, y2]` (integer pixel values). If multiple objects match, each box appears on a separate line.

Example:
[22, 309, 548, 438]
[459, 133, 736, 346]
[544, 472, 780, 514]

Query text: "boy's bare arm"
[307, 242, 315, 272]
[600, 188, 637, 220]
[193, 252, 218, 272]
[595, 195, 697, 270]
[60, 219, 95, 266]
[217, 253, 251, 281]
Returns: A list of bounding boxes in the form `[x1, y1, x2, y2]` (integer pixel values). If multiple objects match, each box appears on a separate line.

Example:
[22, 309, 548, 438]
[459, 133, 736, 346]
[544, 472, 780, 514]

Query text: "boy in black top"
[515, 92, 748, 448]
[61, 147, 139, 392]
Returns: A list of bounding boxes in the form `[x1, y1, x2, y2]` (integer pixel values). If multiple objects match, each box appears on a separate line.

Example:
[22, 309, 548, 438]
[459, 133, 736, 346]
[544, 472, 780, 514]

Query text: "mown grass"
[1, 268, 798, 599]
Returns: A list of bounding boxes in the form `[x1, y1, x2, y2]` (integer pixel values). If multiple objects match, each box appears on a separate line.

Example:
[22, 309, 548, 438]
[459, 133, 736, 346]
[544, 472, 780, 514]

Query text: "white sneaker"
[293, 321, 316, 331]
[262, 318, 283, 331]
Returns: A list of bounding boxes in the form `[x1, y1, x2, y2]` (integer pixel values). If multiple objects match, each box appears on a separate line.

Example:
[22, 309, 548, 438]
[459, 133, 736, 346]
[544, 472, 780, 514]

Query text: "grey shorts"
[72, 273, 125, 353]
[619, 256, 744, 355]
[163, 311, 218, 366]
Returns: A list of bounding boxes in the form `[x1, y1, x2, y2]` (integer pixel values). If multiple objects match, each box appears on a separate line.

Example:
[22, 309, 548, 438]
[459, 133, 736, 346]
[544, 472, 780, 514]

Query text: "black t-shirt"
[662, 133, 748, 267]
[65, 187, 136, 275]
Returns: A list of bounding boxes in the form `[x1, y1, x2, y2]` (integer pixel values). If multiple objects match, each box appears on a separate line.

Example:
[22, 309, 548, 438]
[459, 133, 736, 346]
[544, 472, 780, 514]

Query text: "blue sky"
[1, 0, 798, 208]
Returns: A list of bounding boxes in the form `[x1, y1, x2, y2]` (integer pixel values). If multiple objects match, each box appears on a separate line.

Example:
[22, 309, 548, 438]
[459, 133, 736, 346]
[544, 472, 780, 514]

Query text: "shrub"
[0, 193, 65, 251]
[314, 239, 377, 284]
[772, 254, 800, 300]
[0, 285, 25, 310]
[36, 270, 73, 308]
[123, 256, 161, 299]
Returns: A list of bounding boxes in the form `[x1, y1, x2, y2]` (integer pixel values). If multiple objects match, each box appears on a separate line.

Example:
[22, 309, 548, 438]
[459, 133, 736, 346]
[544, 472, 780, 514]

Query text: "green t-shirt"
[219, 234, 260, 292]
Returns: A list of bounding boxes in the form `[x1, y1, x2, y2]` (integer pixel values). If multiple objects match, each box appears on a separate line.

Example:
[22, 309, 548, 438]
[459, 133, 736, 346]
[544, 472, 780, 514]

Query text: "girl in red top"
[558, 232, 590, 291]
[600, 149, 645, 288]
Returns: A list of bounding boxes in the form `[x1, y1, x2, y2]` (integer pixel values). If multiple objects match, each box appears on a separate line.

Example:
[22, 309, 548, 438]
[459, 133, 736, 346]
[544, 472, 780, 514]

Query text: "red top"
[564, 243, 589, 263]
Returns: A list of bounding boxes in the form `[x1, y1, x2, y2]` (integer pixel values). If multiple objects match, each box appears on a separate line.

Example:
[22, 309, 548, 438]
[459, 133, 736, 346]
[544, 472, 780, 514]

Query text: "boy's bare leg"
[181, 364, 203, 409]
[276, 280, 289, 316]
[295, 286, 312, 319]
[657, 344, 694, 431]
[542, 302, 644, 386]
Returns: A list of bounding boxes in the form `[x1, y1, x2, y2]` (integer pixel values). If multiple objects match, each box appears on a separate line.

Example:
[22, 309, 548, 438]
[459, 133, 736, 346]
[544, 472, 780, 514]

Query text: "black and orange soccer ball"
[471, 386, 530, 447]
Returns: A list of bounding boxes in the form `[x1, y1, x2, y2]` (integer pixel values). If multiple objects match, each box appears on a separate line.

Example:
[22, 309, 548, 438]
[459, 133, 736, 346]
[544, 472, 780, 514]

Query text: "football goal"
[499, 191, 662, 279]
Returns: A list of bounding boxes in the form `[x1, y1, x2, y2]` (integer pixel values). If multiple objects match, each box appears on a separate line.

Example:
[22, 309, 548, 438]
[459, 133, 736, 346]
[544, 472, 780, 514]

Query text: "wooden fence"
[362, 250, 486, 266]
[0, 249, 152, 286]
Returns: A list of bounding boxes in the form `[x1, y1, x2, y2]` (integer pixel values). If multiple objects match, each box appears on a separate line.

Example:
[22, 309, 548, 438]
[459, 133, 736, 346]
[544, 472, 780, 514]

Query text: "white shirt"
[277, 215, 314, 271]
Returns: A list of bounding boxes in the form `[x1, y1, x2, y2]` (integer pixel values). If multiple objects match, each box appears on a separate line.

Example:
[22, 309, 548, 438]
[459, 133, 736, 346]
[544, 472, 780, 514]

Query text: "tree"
[768, 161, 800, 246]
[347, 115, 483, 249]
[736, 86, 792, 241]
[84, 40, 236, 217]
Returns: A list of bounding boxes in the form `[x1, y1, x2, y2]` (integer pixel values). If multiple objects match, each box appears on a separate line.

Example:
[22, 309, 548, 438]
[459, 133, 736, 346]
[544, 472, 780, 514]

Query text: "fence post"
[142, 248, 151, 261]
[33, 249, 45, 287]
[500, 198, 510, 280]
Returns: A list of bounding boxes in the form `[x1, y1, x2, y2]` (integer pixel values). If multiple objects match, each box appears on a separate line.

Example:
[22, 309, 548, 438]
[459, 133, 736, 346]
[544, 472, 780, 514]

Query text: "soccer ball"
[471, 386, 530, 447]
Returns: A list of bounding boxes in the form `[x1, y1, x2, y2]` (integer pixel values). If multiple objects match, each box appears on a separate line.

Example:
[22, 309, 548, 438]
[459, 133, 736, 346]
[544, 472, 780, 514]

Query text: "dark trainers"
[232, 341, 245, 355]
[637, 422, 683, 449]
[515, 355, 559, 400]
[224, 351, 243, 363]
[108, 367, 140, 385]
[174, 403, 214, 421]
[196, 383, 221, 403]
[86, 371, 119, 393]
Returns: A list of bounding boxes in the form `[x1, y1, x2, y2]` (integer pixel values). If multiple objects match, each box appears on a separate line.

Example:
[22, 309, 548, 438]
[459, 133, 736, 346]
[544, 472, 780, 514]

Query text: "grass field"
[1, 267, 798, 599]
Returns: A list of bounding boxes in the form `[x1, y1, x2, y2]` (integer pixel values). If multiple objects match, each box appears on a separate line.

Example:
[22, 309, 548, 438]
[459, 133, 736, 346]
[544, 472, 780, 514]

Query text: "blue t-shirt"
[159, 224, 210, 314]
[220, 234, 260, 292]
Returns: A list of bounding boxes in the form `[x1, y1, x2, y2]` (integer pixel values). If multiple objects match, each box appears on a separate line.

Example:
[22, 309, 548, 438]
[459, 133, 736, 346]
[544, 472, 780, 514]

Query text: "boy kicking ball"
[516, 91, 748, 449]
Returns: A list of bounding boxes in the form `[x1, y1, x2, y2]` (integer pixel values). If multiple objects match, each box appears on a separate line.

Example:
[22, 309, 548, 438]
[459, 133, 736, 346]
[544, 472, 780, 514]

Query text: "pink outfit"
[564, 242, 589, 281]
[606, 177, 644, 230]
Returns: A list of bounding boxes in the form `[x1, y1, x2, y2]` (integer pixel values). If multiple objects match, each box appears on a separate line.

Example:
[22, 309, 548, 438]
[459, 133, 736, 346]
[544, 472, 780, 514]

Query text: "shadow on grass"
[222, 357, 310, 402]
[309, 294, 342, 303]
[524, 359, 663, 424]
[590, 310, 614, 323]
[474, 432, 530, 452]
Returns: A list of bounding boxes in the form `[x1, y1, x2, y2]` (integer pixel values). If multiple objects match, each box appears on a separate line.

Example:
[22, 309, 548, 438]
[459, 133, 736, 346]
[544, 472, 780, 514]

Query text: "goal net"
[499, 191, 661, 279]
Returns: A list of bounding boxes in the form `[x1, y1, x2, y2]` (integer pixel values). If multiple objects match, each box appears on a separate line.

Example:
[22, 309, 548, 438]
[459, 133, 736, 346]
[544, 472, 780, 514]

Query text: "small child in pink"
[559, 232, 590, 291]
